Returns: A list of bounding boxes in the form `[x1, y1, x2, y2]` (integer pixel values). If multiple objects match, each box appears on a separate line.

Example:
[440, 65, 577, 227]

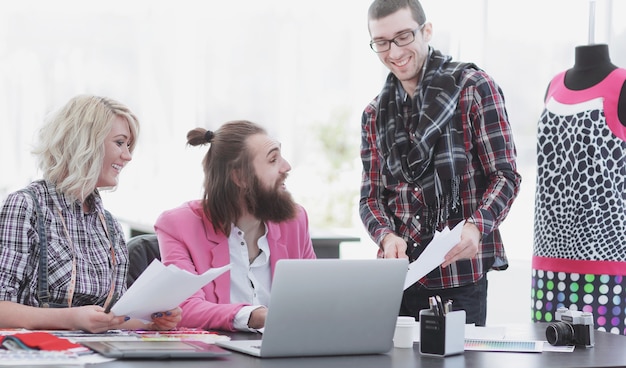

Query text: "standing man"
[360, 0, 521, 325]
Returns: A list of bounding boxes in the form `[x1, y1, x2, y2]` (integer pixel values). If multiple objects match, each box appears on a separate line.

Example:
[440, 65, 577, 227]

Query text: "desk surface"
[90, 323, 625, 368]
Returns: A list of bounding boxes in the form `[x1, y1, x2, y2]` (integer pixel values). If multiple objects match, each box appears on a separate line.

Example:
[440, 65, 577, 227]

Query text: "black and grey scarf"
[376, 49, 476, 229]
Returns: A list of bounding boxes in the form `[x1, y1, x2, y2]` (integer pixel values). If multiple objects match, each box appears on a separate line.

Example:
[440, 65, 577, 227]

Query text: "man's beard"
[246, 175, 297, 222]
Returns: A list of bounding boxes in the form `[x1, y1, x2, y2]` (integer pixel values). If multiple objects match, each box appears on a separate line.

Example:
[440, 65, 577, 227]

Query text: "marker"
[104, 292, 119, 314]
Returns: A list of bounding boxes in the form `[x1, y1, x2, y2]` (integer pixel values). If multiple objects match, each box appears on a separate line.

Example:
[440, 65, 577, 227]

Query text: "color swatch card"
[464, 339, 543, 353]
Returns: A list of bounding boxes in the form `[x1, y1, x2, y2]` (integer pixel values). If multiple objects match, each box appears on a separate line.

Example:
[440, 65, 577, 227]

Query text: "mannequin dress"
[531, 44, 626, 335]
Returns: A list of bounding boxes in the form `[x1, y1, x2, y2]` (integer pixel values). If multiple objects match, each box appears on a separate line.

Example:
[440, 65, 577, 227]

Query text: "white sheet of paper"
[464, 325, 506, 340]
[403, 220, 464, 290]
[542, 342, 575, 352]
[111, 260, 231, 321]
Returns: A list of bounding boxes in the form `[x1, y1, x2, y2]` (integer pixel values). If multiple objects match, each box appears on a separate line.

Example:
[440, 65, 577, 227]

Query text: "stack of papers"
[111, 261, 231, 321]
[404, 221, 464, 290]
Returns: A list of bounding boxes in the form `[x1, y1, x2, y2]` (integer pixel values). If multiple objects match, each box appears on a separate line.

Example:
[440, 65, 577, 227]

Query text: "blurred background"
[1, 0, 625, 325]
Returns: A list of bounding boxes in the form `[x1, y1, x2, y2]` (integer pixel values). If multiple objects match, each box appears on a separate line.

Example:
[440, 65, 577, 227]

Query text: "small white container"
[393, 316, 416, 348]
[419, 309, 465, 356]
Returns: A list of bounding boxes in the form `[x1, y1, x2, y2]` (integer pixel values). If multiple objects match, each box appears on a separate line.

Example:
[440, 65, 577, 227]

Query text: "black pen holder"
[419, 309, 465, 357]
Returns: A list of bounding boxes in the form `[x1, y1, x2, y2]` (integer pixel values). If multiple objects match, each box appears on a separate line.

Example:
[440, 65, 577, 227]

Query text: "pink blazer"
[154, 200, 316, 331]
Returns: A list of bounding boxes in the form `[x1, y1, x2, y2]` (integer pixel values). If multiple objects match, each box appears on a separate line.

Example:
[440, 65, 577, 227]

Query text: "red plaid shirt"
[360, 66, 521, 289]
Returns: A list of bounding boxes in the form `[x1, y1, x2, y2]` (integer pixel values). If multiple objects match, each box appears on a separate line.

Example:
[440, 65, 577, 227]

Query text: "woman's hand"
[116, 307, 182, 331]
[148, 307, 182, 331]
[70, 305, 127, 333]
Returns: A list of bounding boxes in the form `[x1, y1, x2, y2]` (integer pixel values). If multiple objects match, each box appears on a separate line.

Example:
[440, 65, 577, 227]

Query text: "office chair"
[126, 234, 161, 287]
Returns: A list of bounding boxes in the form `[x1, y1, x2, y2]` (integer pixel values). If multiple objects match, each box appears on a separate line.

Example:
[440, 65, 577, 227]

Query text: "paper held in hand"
[111, 260, 231, 321]
[403, 220, 464, 290]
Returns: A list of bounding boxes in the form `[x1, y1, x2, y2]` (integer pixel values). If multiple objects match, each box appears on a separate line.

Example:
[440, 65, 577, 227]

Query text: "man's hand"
[379, 233, 409, 259]
[247, 306, 267, 330]
[442, 221, 481, 268]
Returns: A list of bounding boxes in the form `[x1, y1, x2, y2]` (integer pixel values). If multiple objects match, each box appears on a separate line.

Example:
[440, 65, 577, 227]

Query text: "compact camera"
[545, 307, 594, 348]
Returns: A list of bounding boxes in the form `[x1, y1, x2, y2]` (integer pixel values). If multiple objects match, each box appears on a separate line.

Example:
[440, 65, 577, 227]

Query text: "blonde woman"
[0, 95, 180, 333]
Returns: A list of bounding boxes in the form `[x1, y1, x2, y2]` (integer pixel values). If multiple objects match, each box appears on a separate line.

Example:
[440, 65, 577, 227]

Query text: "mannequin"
[531, 43, 626, 336]
[564, 43, 626, 125]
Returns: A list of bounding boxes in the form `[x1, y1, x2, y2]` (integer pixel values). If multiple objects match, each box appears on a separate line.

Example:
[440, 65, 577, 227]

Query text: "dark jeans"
[399, 276, 488, 326]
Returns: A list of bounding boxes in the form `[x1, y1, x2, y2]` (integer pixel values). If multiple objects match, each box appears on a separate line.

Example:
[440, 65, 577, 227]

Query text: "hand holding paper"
[403, 221, 464, 290]
[111, 260, 231, 321]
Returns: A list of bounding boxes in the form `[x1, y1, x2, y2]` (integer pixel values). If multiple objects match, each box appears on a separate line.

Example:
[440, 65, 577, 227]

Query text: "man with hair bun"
[155, 120, 316, 332]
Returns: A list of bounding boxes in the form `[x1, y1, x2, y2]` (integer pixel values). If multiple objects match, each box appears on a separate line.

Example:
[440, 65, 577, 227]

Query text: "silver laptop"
[216, 258, 408, 358]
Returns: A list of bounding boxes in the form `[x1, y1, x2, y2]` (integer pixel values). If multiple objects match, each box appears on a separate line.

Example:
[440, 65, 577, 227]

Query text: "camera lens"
[546, 322, 575, 346]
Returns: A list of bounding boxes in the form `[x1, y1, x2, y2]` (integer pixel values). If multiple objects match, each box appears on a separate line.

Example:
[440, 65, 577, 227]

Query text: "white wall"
[1, 0, 625, 326]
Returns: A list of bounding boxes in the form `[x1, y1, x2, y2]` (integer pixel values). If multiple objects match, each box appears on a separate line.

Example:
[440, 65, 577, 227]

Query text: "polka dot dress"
[532, 270, 624, 335]
[532, 69, 626, 336]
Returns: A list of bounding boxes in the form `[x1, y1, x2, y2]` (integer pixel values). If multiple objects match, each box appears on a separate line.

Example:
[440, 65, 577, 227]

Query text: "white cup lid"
[396, 316, 416, 325]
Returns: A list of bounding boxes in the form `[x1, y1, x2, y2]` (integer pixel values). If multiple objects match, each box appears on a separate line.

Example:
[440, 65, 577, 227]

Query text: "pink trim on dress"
[546, 69, 626, 141]
[532, 255, 626, 275]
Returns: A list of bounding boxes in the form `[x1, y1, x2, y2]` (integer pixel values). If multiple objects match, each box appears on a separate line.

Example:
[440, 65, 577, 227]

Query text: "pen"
[104, 292, 119, 314]
[435, 295, 445, 316]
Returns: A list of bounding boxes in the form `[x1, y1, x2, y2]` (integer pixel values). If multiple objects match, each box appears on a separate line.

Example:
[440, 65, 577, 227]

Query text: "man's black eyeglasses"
[369, 24, 425, 53]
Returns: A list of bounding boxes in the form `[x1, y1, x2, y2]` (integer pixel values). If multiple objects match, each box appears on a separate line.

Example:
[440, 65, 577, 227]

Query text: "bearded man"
[155, 120, 316, 332]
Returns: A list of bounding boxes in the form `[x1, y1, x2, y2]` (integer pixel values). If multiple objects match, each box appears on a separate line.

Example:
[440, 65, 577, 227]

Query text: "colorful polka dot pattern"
[531, 269, 625, 335]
